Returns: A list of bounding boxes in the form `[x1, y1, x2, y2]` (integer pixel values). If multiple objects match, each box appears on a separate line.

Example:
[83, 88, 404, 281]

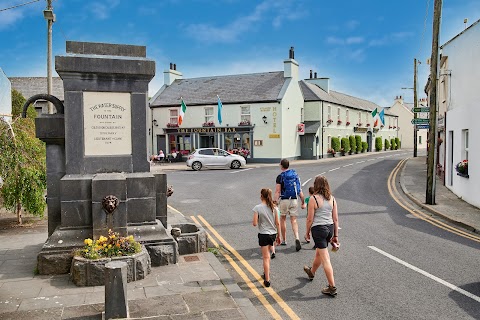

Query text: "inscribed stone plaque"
[83, 92, 132, 156]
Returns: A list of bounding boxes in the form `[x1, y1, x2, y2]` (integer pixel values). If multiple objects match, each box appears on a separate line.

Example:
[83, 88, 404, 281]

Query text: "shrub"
[385, 139, 390, 150]
[390, 138, 396, 150]
[349, 135, 356, 154]
[362, 142, 368, 153]
[331, 137, 341, 152]
[375, 137, 382, 151]
[395, 137, 400, 150]
[355, 135, 362, 153]
[341, 137, 350, 154]
[76, 229, 141, 260]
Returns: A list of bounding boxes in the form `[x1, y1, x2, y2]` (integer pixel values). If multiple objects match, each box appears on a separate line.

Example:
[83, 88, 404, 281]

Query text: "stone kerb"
[71, 246, 151, 286]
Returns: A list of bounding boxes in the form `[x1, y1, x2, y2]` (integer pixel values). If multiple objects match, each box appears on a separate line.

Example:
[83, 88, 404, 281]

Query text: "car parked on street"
[186, 148, 247, 171]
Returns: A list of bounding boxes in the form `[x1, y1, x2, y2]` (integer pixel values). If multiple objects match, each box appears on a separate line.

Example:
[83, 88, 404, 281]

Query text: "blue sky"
[0, 0, 478, 108]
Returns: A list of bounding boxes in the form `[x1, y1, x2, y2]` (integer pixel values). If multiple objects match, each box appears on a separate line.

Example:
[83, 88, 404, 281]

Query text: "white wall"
[443, 22, 480, 208]
[279, 78, 304, 159]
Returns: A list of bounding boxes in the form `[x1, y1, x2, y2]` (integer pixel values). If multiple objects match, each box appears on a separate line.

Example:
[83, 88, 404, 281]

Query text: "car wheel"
[192, 161, 202, 171]
[231, 160, 241, 169]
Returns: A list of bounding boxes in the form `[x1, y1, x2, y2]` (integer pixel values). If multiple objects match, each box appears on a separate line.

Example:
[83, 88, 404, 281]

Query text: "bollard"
[104, 261, 128, 319]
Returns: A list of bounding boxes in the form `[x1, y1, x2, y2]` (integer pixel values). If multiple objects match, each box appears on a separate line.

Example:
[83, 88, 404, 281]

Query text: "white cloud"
[346, 20, 359, 30]
[326, 36, 364, 45]
[0, 0, 42, 30]
[89, 0, 120, 20]
[346, 37, 364, 44]
[368, 31, 414, 47]
[185, 0, 306, 43]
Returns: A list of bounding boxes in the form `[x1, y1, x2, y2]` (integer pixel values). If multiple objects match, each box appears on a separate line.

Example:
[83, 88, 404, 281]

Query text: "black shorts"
[311, 224, 334, 249]
[258, 233, 277, 247]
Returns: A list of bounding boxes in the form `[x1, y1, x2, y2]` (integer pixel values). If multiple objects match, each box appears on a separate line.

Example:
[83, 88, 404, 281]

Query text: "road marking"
[329, 167, 340, 172]
[388, 159, 480, 242]
[342, 163, 354, 167]
[230, 168, 254, 174]
[315, 172, 327, 177]
[302, 178, 312, 187]
[167, 205, 185, 217]
[356, 161, 365, 164]
[190, 216, 283, 320]
[367, 159, 376, 161]
[197, 215, 300, 320]
[369, 246, 480, 303]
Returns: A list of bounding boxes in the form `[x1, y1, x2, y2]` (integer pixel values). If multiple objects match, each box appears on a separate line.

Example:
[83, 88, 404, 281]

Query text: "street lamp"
[401, 58, 421, 158]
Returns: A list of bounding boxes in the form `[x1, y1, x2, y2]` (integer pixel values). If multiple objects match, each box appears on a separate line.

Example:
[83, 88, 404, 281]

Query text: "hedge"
[390, 138, 396, 150]
[385, 139, 390, 150]
[341, 137, 350, 154]
[355, 135, 362, 153]
[362, 141, 368, 153]
[375, 137, 382, 152]
[331, 137, 341, 152]
[395, 137, 400, 150]
[349, 135, 356, 154]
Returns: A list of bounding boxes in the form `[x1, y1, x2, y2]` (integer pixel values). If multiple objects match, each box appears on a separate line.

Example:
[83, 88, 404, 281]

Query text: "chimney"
[284, 46, 298, 79]
[164, 62, 182, 86]
[309, 70, 312, 79]
[314, 72, 317, 78]
[395, 95, 403, 104]
[304, 70, 329, 93]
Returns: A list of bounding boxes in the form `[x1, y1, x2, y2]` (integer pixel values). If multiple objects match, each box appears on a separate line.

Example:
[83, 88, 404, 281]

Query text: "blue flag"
[379, 109, 385, 125]
[217, 96, 223, 125]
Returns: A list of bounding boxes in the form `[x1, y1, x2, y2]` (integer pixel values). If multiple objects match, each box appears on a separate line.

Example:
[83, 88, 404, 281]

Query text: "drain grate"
[184, 256, 200, 262]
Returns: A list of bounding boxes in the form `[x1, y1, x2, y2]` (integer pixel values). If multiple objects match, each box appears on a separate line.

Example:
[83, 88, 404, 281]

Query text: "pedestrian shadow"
[273, 277, 332, 302]
[448, 282, 480, 319]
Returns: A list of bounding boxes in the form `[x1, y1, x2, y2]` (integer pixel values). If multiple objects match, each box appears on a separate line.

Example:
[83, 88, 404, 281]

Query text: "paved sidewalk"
[0, 209, 262, 319]
[400, 156, 480, 234]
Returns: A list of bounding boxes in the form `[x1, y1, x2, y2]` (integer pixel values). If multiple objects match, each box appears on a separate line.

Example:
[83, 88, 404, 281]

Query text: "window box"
[326, 119, 333, 124]
[366, 123, 371, 127]
[337, 120, 342, 125]
[202, 121, 215, 127]
[166, 123, 179, 128]
[357, 123, 362, 127]
[346, 121, 351, 126]
[238, 120, 251, 126]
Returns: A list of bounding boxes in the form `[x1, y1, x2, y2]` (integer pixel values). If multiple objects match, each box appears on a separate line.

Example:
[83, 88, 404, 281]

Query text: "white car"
[186, 148, 247, 171]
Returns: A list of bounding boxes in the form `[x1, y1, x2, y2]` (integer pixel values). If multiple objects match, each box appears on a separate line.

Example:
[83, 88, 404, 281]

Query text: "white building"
[441, 19, 480, 208]
[149, 49, 398, 162]
[387, 96, 428, 149]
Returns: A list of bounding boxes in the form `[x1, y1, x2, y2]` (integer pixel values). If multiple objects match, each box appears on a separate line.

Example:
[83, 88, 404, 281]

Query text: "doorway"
[200, 135, 215, 148]
[157, 135, 166, 155]
[367, 131, 373, 152]
[300, 135, 315, 159]
[448, 131, 453, 186]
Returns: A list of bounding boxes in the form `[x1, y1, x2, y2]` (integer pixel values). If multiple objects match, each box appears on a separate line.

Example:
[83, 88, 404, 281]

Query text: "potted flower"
[340, 148, 345, 156]
[357, 123, 362, 127]
[202, 121, 215, 127]
[367, 123, 371, 127]
[380, 125, 384, 129]
[337, 120, 342, 125]
[327, 148, 336, 157]
[326, 119, 333, 124]
[393, 126, 397, 129]
[238, 120, 251, 126]
[346, 121, 351, 126]
[389, 126, 392, 129]
[456, 160, 469, 178]
[166, 122, 179, 128]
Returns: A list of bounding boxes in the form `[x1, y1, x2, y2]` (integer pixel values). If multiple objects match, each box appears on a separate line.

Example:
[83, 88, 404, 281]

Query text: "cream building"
[149, 49, 398, 162]
[387, 96, 428, 149]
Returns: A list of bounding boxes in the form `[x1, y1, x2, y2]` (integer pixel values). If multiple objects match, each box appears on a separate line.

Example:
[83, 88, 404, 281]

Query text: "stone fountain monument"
[35, 41, 177, 274]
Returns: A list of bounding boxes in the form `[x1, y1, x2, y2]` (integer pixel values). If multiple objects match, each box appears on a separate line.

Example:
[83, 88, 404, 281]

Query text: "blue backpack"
[280, 169, 300, 199]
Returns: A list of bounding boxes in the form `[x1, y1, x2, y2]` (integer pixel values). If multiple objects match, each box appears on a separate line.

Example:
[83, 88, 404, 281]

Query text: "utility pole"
[413, 58, 418, 158]
[44, 0, 55, 114]
[426, 0, 442, 205]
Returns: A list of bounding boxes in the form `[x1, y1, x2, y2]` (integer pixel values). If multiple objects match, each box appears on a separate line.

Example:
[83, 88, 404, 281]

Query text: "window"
[337, 108, 341, 121]
[169, 109, 178, 124]
[199, 149, 214, 156]
[169, 134, 191, 154]
[241, 106, 251, 123]
[301, 107, 304, 123]
[204, 107, 214, 123]
[327, 135, 331, 149]
[327, 106, 332, 120]
[358, 112, 361, 125]
[419, 136, 422, 145]
[346, 110, 349, 122]
[463, 129, 469, 161]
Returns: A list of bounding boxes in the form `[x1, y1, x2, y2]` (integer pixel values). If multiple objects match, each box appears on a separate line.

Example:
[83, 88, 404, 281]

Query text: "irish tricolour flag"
[178, 99, 187, 125]
[371, 108, 380, 127]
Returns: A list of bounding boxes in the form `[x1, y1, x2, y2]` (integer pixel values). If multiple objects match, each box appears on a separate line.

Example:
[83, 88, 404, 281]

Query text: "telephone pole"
[44, 0, 55, 114]
[426, 0, 442, 205]
[413, 58, 418, 158]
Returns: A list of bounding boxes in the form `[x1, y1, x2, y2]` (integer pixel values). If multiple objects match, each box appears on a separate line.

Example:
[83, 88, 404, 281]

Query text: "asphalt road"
[166, 151, 480, 320]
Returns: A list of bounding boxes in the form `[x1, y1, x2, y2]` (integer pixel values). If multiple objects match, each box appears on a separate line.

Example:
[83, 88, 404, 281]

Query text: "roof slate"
[150, 72, 286, 107]
[9, 77, 64, 100]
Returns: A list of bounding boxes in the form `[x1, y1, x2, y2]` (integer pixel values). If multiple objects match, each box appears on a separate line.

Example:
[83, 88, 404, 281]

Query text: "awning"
[303, 121, 321, 134]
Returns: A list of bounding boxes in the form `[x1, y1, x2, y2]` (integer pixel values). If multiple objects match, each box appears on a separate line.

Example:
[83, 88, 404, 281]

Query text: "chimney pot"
[314, 72, 317, 78]
[289, 46, 295, 59]
[169, 63, 173, 70]
[309, 70, 312, 79]
[173, 63, 176, 71]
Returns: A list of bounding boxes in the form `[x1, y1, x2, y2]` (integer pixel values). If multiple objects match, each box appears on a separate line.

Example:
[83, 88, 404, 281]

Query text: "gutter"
[321, 101, 324, 159]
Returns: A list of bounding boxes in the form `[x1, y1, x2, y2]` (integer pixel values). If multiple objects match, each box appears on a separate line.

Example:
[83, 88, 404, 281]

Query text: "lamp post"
[43, 0, 55, 114]
[402, 58, 421, 158]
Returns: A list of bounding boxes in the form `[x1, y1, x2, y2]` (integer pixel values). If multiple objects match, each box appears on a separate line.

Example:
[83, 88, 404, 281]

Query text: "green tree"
[355, 135, 362, 153]
[0, 92, 46, 224]
[11, 89, 36, 119]
[331, 137, 341, 152]
[375, 137, 382, 152]
[341, 137, 350, 154]
[362, 141, 368, 153]
[349, 135, 355, 154]
[390, 138, 396, 150]
[395, 137, 400, 150]
[385, 139, 390, 150]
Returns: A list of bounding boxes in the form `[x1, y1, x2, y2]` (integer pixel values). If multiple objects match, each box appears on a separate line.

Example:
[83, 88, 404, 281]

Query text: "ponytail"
[260, 188, 274, 213]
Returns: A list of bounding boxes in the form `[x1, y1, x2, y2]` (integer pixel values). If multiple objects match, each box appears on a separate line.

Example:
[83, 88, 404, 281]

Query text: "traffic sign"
[411, 107, 430, 113]
[411, 118, 429, 124]
[416, 124, 429, 129]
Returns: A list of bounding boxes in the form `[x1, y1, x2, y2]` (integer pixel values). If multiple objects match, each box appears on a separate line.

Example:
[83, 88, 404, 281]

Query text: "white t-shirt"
[252, 203, 277, 235]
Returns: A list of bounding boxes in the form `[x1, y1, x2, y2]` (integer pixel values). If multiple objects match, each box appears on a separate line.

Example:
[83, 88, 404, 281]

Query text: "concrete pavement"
[0, 208, 262, 320]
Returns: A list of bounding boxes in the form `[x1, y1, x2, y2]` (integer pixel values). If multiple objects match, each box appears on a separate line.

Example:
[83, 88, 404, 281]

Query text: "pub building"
[149, 49, 398, 162]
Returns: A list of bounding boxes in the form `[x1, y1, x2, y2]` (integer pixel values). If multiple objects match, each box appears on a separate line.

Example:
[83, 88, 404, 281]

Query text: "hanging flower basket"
[456, 160, 469, 178]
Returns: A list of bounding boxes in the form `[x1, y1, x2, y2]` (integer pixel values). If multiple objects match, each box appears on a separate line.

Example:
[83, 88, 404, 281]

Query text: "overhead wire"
[0, 0, 41, 12]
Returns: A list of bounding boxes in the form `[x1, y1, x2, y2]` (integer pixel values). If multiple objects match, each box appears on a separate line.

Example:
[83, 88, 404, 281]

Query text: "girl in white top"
[252, 188, 281, 287]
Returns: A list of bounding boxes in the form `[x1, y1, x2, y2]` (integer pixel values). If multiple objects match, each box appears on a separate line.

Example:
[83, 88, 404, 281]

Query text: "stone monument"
[36, 41, 176, 274]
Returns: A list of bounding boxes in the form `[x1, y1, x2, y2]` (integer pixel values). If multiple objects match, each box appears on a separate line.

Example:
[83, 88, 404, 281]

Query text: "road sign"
[411, 107, 430, 113]
[416, 124, 429, 129]
[411, 118, 429, 124]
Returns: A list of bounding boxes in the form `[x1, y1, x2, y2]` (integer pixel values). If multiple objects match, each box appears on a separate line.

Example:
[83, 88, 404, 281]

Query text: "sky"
[0, 0, 478, 108]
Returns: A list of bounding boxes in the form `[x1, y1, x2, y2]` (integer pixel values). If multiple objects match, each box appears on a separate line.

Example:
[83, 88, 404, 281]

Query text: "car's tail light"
[188, 155, 194, 160]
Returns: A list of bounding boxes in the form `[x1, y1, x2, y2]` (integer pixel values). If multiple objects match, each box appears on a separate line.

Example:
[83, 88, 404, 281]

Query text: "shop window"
[234, 133, 242, 149]
[169, 109, 178, 124]
[169, 134, 192, 155]
[241, 106, 251, 123]
[225, 134, 233, 151]
[204, 107, 214, 123]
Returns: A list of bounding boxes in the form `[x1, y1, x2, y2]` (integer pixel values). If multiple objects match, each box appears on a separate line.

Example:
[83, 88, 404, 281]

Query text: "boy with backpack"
[274, 159, 306, 251]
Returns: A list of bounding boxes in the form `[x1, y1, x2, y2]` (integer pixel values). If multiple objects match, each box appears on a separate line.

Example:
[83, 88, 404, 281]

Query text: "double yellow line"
[190, 215, 300, 320]
[388, 158, 480, 243]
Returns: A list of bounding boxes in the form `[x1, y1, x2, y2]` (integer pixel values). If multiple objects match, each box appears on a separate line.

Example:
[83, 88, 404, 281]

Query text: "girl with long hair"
[253, 188, 281, 287]
[303, 176, 339, 296]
